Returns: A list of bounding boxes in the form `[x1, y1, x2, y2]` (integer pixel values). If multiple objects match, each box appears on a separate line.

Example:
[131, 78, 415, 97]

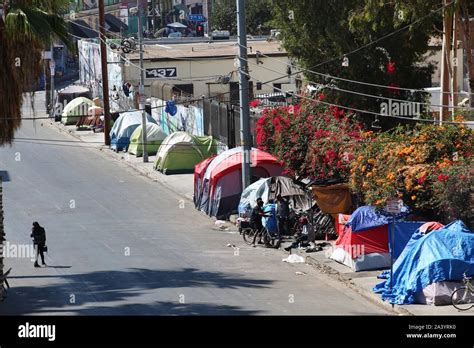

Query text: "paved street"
[0, 98, 389, 315]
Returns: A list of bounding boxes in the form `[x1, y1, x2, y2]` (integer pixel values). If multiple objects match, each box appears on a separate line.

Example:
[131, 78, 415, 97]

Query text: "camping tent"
[61, 97, 94, 125]
[195, 147, 285, 219]
[128, 123, 167, 157]
[329, 206, 424, 271]
[154, 132, 217, 174]
[110, 111, 157, 152]
[56, 85, 91, 121]
[193, 155, 216, 207]
[373, 220, 474, 305]
[237, 176, 311, 217]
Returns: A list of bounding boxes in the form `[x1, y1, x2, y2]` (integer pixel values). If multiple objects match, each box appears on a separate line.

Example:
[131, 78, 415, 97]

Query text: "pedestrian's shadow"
[45, 265, 72, 269]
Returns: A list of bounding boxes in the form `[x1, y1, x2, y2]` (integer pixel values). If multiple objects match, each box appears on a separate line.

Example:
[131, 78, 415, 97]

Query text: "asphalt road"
[0, 97, 389, 315]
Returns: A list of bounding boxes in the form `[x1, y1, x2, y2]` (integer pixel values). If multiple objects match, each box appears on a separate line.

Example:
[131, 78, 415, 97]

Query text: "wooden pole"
[452, 7, 459, 118]
[99, 0, 111, 145]
[440, 0, 453, 123]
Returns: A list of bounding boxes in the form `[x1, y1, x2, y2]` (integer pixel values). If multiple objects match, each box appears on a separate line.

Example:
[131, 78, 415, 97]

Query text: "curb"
[45, 120, 195, 204]
[304, 254, 413, 316]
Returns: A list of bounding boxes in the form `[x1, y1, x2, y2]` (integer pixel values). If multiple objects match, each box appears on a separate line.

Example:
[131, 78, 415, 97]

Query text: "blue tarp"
[262, 203, 278, 234]
[390, 221, 425, 260]
[373, 220, 474, 304]
[347, 206, 390, 232]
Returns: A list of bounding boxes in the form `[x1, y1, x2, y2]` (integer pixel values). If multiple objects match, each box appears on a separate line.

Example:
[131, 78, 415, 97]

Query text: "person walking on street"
[276, 194, 290, 236]
[31, 222, 47, 268]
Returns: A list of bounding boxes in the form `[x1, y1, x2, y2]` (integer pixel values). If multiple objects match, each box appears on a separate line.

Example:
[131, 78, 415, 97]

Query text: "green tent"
[128, 123, 167, 157]
[154, 132, 218, 175]
[61, 97, 94, 125]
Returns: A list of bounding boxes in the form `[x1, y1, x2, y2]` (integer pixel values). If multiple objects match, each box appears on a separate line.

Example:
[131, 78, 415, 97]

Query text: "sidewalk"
[44, 108, 471, 316]
[299, 245, 472, 316]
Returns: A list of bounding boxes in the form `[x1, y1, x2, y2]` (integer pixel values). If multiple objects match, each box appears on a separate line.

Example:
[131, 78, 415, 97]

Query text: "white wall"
[123, 55, 295, 98]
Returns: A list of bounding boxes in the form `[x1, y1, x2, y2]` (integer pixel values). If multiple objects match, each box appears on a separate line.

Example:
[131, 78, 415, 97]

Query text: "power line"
[243, 56, 474, 111]
[279, 1, 455, 76]
[243, 45, 474, 97]
[240, 69, 471, 126]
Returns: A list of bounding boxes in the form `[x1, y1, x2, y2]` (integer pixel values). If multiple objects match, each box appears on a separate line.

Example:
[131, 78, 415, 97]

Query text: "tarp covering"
[263, 203, 278, 234]
[331, 214, 423, 272]
[128, 123, 167, 156]
[391, 221, 425, 260]
[110, 111, 157, 152]
[347, 206, 390, 232]
[238, 176, 311, 217]
[373, 220, 474, 305]
[312, 184, 352, 216]
[61, 97, 94, 125]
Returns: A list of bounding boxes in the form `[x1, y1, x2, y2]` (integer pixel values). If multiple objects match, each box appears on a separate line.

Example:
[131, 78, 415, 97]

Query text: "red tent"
[193, 155, 215, 207]
[195, 147, 284, 218]
[331, 214, 390, 271]
[331, 213, 424, 271]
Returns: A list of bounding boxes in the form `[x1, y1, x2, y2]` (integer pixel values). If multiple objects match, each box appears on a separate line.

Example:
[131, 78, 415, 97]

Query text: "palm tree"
[0, 0, 72, 145]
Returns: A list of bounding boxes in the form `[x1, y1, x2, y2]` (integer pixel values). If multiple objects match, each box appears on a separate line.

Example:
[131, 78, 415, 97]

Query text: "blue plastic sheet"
[390, 221, 425, 259]
[373, 220, 474, 305]
[347, 206, 390, 232]
[262, 204, 278, 234]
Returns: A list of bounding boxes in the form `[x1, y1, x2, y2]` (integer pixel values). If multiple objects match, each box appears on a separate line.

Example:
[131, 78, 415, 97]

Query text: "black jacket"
[31, 226, 46, 245]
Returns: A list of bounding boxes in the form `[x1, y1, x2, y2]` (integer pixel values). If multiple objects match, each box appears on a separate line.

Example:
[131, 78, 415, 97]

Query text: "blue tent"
[110, 111, 157, 152]
[374, 220, 474, 304]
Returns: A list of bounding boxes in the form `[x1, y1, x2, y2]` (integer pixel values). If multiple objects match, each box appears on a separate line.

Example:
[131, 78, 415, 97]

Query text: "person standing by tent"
[276, 194, 290, 236]
[250, 198, 270, 239]
[31, 222, 47, 268]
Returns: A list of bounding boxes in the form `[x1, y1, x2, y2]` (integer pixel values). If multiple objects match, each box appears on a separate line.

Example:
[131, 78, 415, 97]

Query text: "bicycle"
[451, 273, 474, 311]
[242, 226, 281, 249]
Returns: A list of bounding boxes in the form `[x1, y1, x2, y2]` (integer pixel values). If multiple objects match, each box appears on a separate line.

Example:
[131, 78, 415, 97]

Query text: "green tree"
[211, 0, 273, 35]
[272, 0, 445, 126]
[0, 0, 72, 145]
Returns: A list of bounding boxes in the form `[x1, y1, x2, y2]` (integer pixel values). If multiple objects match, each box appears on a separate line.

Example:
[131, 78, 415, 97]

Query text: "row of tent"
[328, 206, 474, 306]
[108, 111, 219, 174]
[58, 101, 218, 175]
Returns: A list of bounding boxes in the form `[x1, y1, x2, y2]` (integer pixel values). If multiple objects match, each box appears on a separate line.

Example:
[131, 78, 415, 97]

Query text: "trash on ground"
[215, 220, 226, 226]
[282, 254, 305, 263]
[226, 243, 236, 248]
[295, 271, 307, 275]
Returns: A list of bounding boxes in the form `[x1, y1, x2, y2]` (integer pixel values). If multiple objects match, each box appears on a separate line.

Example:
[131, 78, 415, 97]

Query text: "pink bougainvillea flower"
[437, 174, 449, 182]
[387, 61, 396, 74]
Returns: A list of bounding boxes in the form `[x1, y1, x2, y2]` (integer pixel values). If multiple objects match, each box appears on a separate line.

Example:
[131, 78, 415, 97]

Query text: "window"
[273, 83, 282, 93]
[256, 82, 262, 91]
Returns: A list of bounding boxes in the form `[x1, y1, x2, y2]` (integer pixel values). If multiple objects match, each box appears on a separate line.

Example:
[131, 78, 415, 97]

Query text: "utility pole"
[138, 3, 148, 162]
[439, 0, 453, 123]
[207, 0, 212, 36]
[237, 0, 251, 189]
[152, 0, 157, 34]
[49, 43, 55, 119]
[99, 0, 111, 145]
[452, 7, 459, 116]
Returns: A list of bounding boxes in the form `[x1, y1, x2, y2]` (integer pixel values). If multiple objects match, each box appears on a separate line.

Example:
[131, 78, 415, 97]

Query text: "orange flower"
[367, 158, 375, 165]
[411, 195, 417, 201]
